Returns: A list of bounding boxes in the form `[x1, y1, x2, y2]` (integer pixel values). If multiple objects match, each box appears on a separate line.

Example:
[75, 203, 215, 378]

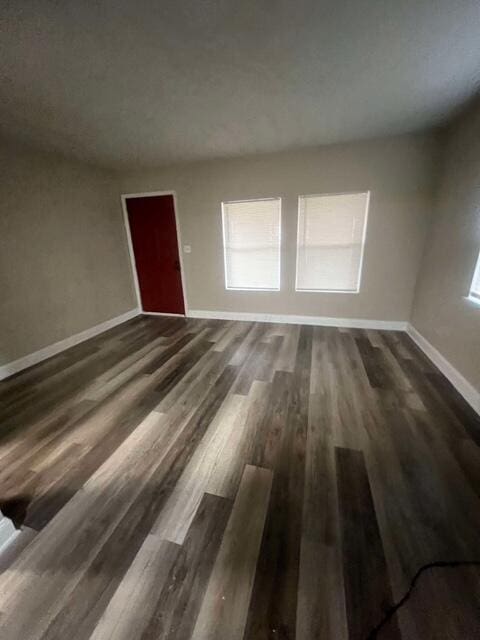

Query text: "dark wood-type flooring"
[0, 315, 479, 639]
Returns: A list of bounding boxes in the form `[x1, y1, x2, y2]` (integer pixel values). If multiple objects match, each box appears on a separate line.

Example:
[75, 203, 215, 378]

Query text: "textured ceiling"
[1, 0, 479, 168]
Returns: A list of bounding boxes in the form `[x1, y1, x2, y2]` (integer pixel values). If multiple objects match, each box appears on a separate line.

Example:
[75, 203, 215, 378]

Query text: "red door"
[126, 195, 185, 315]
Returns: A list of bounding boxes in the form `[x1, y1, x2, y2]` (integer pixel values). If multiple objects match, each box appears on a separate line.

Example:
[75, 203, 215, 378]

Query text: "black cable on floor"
[366, 560, 480, 639]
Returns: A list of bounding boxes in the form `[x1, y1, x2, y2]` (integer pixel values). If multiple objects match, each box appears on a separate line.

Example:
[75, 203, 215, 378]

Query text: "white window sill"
[465, 295, 480, 307]
[295, 288, 360, 294]
[225, 287, 280, 292]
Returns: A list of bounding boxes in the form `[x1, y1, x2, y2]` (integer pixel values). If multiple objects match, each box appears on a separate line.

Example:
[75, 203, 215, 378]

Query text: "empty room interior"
[1, 1, 480, 639]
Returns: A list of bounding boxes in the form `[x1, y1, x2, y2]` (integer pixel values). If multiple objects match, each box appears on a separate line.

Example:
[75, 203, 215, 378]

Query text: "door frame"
[121, 190, 188, 316]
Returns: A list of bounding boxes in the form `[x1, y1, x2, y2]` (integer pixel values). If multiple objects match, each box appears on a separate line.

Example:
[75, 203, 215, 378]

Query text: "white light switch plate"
[183, 245, 192, 253]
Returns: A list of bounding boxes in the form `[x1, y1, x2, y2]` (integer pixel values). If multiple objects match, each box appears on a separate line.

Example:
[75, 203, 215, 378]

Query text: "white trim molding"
[2, 305, 478, 418]
[187, 309, 407, 330]
[0, 308, 140, 381]
[0, 513, 18, 554]
[407, 324, 480, 415]
[142, 311, 185, 318]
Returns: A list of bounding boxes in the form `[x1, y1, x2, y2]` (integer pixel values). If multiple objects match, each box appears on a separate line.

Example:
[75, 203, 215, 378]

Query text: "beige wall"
[0, 140, 136, 365]
[119, 134, 437, 322]
[411, 104, 480, 392]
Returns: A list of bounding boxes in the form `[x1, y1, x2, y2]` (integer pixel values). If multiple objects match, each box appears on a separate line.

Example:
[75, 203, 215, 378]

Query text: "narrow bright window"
[296, 192, 369, 293]
[469, 251, 480, 302]
[222, 198, 281, 290]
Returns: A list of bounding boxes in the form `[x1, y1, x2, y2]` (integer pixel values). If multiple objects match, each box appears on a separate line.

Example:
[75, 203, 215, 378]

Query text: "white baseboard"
[0, 308, 141, 382]
[187, 309, 408, 331]
[2, 304, 477, 417]
[0, 514, 17, 552]
[142, 311, 185, 318]
[407, 324, 480, 415]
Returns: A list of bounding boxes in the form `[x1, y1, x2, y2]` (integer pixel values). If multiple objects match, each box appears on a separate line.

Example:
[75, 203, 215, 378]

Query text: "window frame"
[221, 196, 282, 292]
[294, 190, 370, 294]
[467, 250, 480, 306]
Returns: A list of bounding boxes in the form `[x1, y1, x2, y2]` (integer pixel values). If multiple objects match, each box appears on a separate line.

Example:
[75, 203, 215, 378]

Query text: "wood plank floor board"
[326, 331, 368, 450]
[337, 333, 439, 597]
[0, 323, 164, 420]
[25, 384, 165, 529]
[425, 371, 480, 446]
[140, 332, 200, 376]
[232, 341, 270, 395]
[400, 358, 470, 445]
[395, 564, 480, 639]
[401, 409, 480, 555]
[153, 338, 213, 400]
[244, 325, 312, 639]
[202, 320, 229, 343]
[212, 320, 252, 352]
[88, 536, 181, 640]
[39, 426, 231, 640]
[355, 336, 394, 390]
[0, 316, 479, 640]
[205, 384, 264, 499]
[248, 369, 291, 471]
[191, 464, 273, 640]
[152, 392, 248, 543]
[236, 379, 273, 468]
[139, 493, 232, 640]
[0, 399, 97, 490]
[412, 405, 480, 502]
[274, 324, 301, 373]
[297, 326, 348, 640]
[335, 446, 402, 640]
[229, 322, 267, 367]
[0, 350, 104, 423]
[81, 335, 169, 402]
[254, 334, 284, 383]
[0, 354, 110, 440]
[0, 417, 178, 638]
[153, 332, 245, 415]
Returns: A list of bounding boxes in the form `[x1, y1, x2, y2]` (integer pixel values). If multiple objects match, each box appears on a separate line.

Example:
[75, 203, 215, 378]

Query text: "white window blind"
[469, 252, 480, 301]
[296, 192, 369, 292]
[222, 198, 281, 290]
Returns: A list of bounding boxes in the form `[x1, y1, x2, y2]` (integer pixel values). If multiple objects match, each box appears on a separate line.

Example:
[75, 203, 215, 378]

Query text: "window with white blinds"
[469, 251, 480, 301]
[222, 198, 281, 290]
[296, 192, 369, 292]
